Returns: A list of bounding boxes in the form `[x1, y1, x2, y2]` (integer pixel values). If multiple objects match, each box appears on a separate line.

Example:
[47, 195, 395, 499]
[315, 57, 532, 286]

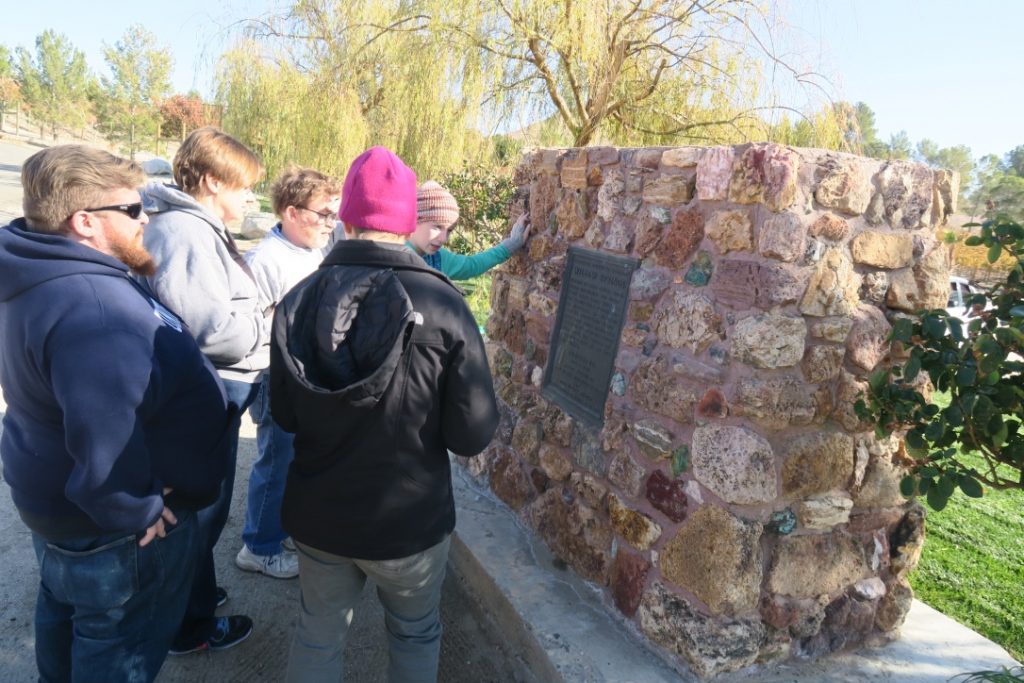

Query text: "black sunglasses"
[82, 202, 145, 219]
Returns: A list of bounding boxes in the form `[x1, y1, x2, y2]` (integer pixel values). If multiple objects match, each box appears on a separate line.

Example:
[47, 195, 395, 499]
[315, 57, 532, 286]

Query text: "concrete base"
[451, 464, 1022, 682]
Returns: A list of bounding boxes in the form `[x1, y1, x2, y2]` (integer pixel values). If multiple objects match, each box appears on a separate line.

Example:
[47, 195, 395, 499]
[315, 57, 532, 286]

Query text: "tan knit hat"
[416, 180, 459, 227]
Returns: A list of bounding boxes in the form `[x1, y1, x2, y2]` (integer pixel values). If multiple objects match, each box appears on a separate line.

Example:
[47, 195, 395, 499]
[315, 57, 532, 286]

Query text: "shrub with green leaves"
[857, 215, 1024, 511]
[441, 166, 516, 256]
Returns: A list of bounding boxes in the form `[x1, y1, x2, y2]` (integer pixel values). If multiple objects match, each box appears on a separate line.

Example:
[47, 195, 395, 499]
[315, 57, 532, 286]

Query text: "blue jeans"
[285, 536, 450, 683]
[175, 377, 257, 647]
[33, 510, 199, 683]
[242, 372, 294, 555]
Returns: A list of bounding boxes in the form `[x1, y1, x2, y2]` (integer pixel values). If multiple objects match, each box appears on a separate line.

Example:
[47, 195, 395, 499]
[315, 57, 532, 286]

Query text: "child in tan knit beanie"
[409, 180, 530, 279]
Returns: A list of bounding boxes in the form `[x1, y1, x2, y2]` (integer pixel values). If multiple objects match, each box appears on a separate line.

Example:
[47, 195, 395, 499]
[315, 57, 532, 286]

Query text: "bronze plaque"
[543, 247, 638, 427]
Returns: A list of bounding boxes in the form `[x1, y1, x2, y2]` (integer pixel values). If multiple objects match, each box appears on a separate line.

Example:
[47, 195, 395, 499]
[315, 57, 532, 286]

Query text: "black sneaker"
[168, 615, 253, 655]
[216, 586, 228, 608]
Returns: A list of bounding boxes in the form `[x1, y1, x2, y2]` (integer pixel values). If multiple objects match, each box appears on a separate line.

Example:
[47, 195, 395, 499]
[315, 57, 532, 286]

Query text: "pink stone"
[696, 146, 735, 200]
[729, 143, 800, 212]
[611, 550, 652, 617]
[697, 388, 728, 418]
[711, 259, 759, 310]
[645, 470, 689, 523]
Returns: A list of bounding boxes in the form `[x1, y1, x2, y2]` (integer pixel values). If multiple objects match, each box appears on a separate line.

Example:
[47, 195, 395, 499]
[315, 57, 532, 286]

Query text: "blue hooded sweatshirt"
[0, 219, 237, 540]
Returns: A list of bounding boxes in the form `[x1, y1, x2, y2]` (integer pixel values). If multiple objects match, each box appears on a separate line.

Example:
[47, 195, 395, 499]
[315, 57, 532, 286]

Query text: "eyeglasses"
[298, 206, 337, 224]
[82, 202, 145, 220]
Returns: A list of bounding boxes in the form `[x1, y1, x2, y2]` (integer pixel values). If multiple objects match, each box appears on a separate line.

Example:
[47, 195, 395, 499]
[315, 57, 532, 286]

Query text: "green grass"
[910, 393, 1024, 662]
[461, 274, 492, 331]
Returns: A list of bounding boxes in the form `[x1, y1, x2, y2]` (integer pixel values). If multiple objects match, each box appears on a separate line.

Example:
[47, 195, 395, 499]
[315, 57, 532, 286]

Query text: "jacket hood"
[275, 241, 449, 407]
[0, 219, 129, 302]
[140, 181, 226, 232]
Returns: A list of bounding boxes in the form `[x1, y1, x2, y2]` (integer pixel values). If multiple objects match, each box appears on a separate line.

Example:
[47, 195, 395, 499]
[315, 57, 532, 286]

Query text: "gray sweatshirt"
[139, 182, 269, 382]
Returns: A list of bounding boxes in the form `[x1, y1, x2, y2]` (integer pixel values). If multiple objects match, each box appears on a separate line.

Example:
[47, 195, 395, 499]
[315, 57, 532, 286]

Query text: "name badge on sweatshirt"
[151, 299, 183, 332]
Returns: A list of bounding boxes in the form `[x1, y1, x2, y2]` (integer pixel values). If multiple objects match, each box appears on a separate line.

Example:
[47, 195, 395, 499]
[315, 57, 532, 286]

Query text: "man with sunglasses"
[0, 145, 237, 681]
[234, 165, 341, 580]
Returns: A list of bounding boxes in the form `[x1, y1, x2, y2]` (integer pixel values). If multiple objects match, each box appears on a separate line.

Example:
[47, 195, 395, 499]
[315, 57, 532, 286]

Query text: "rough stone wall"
[458, 144, 952, 678]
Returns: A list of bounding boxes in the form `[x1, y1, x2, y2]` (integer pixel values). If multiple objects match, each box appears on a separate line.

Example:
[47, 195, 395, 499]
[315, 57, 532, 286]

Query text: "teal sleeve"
[437, 244, 512, 280]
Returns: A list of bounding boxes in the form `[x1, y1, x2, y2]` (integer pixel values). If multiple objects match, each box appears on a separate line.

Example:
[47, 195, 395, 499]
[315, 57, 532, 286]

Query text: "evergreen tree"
[16, 31, 93, 139]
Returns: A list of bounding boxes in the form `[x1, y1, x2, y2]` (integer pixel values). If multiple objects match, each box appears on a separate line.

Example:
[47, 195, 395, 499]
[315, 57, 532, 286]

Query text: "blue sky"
[2, 0, 1021, 160]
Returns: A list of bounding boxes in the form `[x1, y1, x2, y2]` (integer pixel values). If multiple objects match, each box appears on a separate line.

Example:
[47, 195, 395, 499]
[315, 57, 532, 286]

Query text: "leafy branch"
[856, 216, 1024, 510]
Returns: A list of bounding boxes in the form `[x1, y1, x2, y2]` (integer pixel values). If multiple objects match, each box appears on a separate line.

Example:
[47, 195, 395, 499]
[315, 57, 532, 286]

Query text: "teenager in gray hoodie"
[139, 127, 266, 655]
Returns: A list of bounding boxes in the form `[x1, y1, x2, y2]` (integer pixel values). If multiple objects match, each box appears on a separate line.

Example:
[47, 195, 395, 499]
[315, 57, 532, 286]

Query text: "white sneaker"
[235, 545, 299, 579]
[282, 536, 297, 553]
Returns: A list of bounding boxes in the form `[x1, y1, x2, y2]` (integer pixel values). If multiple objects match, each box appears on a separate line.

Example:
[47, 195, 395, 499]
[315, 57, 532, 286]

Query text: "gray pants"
[286, 535, 451, 683]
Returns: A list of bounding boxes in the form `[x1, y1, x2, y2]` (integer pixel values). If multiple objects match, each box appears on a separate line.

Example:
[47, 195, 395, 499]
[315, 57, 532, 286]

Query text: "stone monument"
[460, 143, 955, 678]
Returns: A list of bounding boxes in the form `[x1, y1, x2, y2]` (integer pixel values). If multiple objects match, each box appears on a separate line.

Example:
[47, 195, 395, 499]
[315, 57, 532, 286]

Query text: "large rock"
[731, 313, 807, 369]
[781, 432, 856, 499]
[239, 211, 277, 240]
[733, 377, 822, 430]
[800, 248, 861, 317]
[692, 424, 777, 504]
[489, 447, 536, 511]
[796, 494, 855, 530]
[768, 533, 873, 599]
[662, 147, 704, 168]
[886, 243, 951, 312]
[933, 169, 960, 224]
[851, 231, 915, 269]
[611, 549, 652, 617]
[758, 212, 806, 262]
[729, 143, 800, 212]
[528, 489, 612, 584]
[643, 174, 693, 205]
[609, 493, 662, 550]
[814, 156, 872, 215]
[876, 576, 913, 631]
[657, 291, 722, 354]
[802, 344, 845, 384]
[660, 506, 763, 615]
[657, 208, 705, 269]
[846, 305, 892, 371]
[596, 169, 624, 221]
[607, 451, 648, 497]
[141, 157, 173, 176]
[645, 470, 689, 523]
[639, 582, 766, 678]
[696, 146, 735, 200]
[631, 356, 698, 423]
[876, 160, 935, 229]
[707, 210, 753, 254]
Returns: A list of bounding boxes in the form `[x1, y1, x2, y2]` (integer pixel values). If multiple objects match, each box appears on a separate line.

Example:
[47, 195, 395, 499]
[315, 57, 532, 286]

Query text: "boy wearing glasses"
[140, 126, 266, 655]
[0, 145, 236, 681]
[235, 166, 341, 579]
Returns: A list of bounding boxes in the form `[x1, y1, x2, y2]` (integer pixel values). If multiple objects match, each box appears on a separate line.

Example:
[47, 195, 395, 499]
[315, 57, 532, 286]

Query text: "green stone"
[684, 251, 713, 286]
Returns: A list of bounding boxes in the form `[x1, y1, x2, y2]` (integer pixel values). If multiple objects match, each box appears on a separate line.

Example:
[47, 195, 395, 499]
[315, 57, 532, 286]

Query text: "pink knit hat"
[339, 146, 417, 234]
[417, 181, 459, 227]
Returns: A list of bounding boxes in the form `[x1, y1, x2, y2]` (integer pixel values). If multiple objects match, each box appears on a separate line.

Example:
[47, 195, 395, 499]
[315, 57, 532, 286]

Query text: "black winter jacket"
[270, 239, 498, 560]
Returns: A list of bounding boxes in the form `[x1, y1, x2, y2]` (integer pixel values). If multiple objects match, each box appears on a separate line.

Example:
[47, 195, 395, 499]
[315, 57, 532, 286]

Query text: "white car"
[946, 276, 987, 320]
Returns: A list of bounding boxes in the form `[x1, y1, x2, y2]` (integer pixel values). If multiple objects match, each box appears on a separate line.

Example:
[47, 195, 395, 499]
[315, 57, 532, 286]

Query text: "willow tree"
[217, 40, 369, 187]
[438, 0, 828, 147]
[227, 0, 495, 180]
